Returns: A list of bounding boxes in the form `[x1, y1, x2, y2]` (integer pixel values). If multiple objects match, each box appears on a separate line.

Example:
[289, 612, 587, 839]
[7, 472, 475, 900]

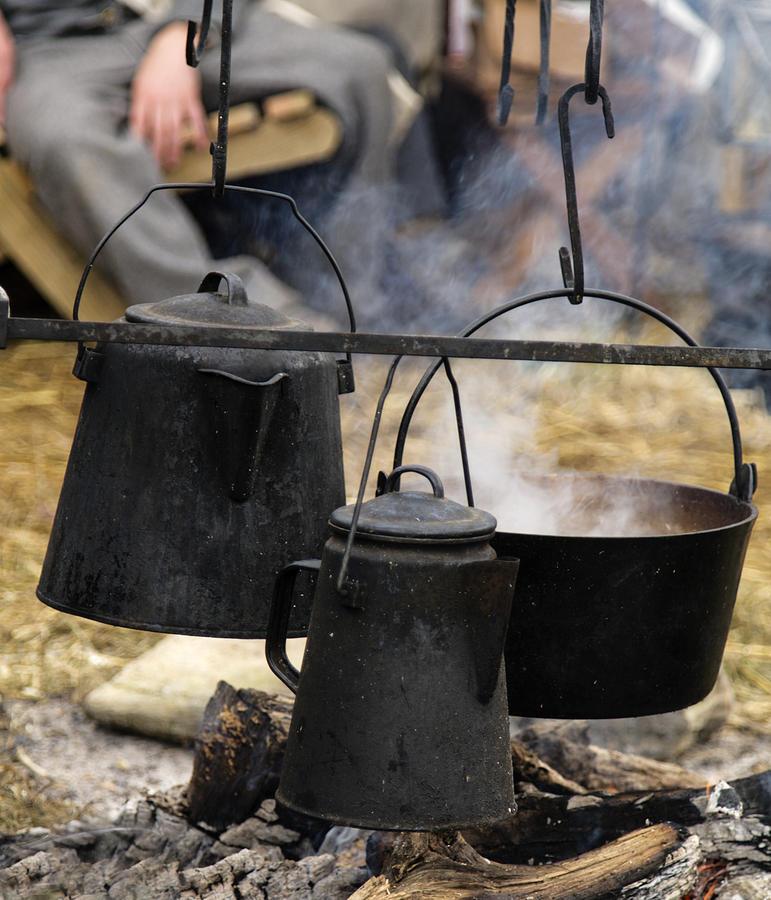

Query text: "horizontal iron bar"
[6, 316, 771, 370]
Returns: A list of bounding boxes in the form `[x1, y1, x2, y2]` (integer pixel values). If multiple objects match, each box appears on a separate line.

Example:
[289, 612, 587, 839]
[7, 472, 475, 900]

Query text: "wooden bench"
[0, 91, 341, 321]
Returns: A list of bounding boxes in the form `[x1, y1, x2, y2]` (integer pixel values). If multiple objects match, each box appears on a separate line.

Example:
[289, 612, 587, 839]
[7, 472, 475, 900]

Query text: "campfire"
[1, 681, 769, 898]
[0, 0, 770, 898]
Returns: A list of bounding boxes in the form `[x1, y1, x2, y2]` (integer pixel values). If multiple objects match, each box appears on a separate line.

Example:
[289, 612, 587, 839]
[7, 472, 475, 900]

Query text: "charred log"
[185, 682, 293, 830]
[463, 772, 771, 865]
[514, 720, 710, 793]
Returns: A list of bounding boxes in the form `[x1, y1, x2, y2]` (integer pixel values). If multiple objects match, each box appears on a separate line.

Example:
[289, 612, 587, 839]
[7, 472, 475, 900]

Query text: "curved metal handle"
[197, 271, 249, 306]
[266, 558, 321, 694]
[72, 183, 356, 348]
[382, 465, 445, 498]
[392, 288, 757, 504]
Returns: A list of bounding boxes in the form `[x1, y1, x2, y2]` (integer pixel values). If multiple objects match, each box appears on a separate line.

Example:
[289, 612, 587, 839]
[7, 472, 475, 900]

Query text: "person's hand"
[129, 22, 208, 169]
[0, 11, 16, 132]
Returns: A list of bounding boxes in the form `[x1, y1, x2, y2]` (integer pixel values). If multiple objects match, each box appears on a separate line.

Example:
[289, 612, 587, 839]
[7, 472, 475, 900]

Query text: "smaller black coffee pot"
[267, 466, 518, 831]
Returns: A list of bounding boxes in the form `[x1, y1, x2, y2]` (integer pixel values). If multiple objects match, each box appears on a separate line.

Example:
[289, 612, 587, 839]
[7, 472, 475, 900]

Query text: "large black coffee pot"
[267, 466, 518, 830]
[37, 272, 347, 637]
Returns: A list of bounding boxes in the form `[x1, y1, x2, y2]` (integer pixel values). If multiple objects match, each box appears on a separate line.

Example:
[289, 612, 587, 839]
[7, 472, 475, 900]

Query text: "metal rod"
[6, 316, 771, 370]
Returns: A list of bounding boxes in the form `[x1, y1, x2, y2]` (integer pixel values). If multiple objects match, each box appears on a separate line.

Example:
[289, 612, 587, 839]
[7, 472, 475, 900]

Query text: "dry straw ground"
[0, 321, 768, 829]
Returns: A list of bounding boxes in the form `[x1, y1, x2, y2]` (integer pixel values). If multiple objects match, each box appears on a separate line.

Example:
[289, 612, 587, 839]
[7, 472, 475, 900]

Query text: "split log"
[185, 682, 293, 830]
[514, 720, 709, 793]
[510, 739, 588, 795]
[350, 824, 685, 900]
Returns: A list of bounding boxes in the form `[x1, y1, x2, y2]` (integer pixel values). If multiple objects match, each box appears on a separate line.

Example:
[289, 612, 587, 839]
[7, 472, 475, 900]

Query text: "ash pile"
[0, 793, 370, 900]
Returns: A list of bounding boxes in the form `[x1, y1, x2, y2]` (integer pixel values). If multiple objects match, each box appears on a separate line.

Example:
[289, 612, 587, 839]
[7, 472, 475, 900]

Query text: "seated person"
[0, 0, 446, 326]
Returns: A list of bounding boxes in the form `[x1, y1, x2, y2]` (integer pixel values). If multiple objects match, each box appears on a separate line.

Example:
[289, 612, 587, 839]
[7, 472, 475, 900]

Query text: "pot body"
[269, 521, 518, 830]
[494, 473, 757, 718]
[37, 337, 344, 637]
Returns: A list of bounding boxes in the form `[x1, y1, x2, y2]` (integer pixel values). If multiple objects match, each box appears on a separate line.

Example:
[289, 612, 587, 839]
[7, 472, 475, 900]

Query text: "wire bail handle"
[392, 289, 758, 506]
[335, 356, 472, 598]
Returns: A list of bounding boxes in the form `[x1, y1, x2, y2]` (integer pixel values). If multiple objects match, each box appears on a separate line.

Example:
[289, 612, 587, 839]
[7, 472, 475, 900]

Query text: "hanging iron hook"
[185, 0, 231, 196]
[535, 0, 552, 125]
[584, 0, 605, 104]
[186, 0, 213, 67]
[496, 0, 517, 126]
[210, 0, 232, 197]
[558, 82, 614, 304]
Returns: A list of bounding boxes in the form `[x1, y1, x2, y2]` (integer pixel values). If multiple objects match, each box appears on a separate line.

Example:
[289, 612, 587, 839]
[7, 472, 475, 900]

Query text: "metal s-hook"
[185, 0, 232, 196]
[497, 0, 553, 125]
[584, 0, 605, 104]
[186, 0, 213, 67]
[535, 0, 552, 125]
[210, 0, 232, 197]
[496, 0, 516, 126]
[558, 82, 614, 304]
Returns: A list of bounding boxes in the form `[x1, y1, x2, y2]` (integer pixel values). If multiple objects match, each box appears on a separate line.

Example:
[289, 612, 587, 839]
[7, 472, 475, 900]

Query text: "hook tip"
[496, 84, 514, 126]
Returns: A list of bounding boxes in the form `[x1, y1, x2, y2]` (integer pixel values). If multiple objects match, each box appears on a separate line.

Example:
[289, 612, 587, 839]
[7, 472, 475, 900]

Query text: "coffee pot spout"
[198, 368, 287, 502]
[465, 558, 519, 704]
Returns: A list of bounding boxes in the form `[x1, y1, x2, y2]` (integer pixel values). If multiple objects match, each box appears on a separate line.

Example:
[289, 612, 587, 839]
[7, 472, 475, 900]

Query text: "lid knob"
[380, 465, 445, 498]
[197, 271, 248, 307]
[331, 465, 497, 542]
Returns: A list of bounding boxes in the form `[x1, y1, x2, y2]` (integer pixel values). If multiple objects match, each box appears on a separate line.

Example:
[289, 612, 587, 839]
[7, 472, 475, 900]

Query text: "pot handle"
[266, 558, 321, 694]
[380, 465, 445, 498]
[391, 289, 758, 504]
[197, 271, 249, 306]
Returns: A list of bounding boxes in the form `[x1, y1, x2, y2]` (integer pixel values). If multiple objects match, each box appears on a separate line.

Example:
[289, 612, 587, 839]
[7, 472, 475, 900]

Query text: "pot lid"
[331, 467, 497, 542]
[125, 271, 305, 331]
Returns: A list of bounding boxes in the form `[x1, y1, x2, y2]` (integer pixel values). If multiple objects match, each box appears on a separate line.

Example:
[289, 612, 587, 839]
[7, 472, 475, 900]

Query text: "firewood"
[462, 771, 771, 865]
[185, 682, 293, 830]
[350, 824, 683, 900]
[516, 720, 709, 792]
[510, 738, 588, 795]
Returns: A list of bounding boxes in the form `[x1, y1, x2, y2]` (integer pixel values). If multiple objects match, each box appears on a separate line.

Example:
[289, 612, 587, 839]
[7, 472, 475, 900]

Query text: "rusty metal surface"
[6, 315, 771, 369]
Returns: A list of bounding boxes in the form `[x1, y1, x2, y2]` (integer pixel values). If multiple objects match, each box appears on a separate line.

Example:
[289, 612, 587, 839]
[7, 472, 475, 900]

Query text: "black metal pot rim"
[494, 470, 758, 540]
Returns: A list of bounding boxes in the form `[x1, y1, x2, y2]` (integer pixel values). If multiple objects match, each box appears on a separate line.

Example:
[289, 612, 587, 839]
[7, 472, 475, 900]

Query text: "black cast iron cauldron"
[37, 271, 347, 637]
[492, 471, 757, 718]
[266, 466, 518, 830]
[392, 290, 759, 718]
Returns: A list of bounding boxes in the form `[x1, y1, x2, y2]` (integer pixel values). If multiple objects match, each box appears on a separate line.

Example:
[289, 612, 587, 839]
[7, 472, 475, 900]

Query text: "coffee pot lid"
[125, 271, 305, 331]
[330, 466, 497, 542]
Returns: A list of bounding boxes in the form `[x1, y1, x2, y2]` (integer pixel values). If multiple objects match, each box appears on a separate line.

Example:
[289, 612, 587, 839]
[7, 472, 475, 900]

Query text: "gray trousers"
[5, 7, 397, 320]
